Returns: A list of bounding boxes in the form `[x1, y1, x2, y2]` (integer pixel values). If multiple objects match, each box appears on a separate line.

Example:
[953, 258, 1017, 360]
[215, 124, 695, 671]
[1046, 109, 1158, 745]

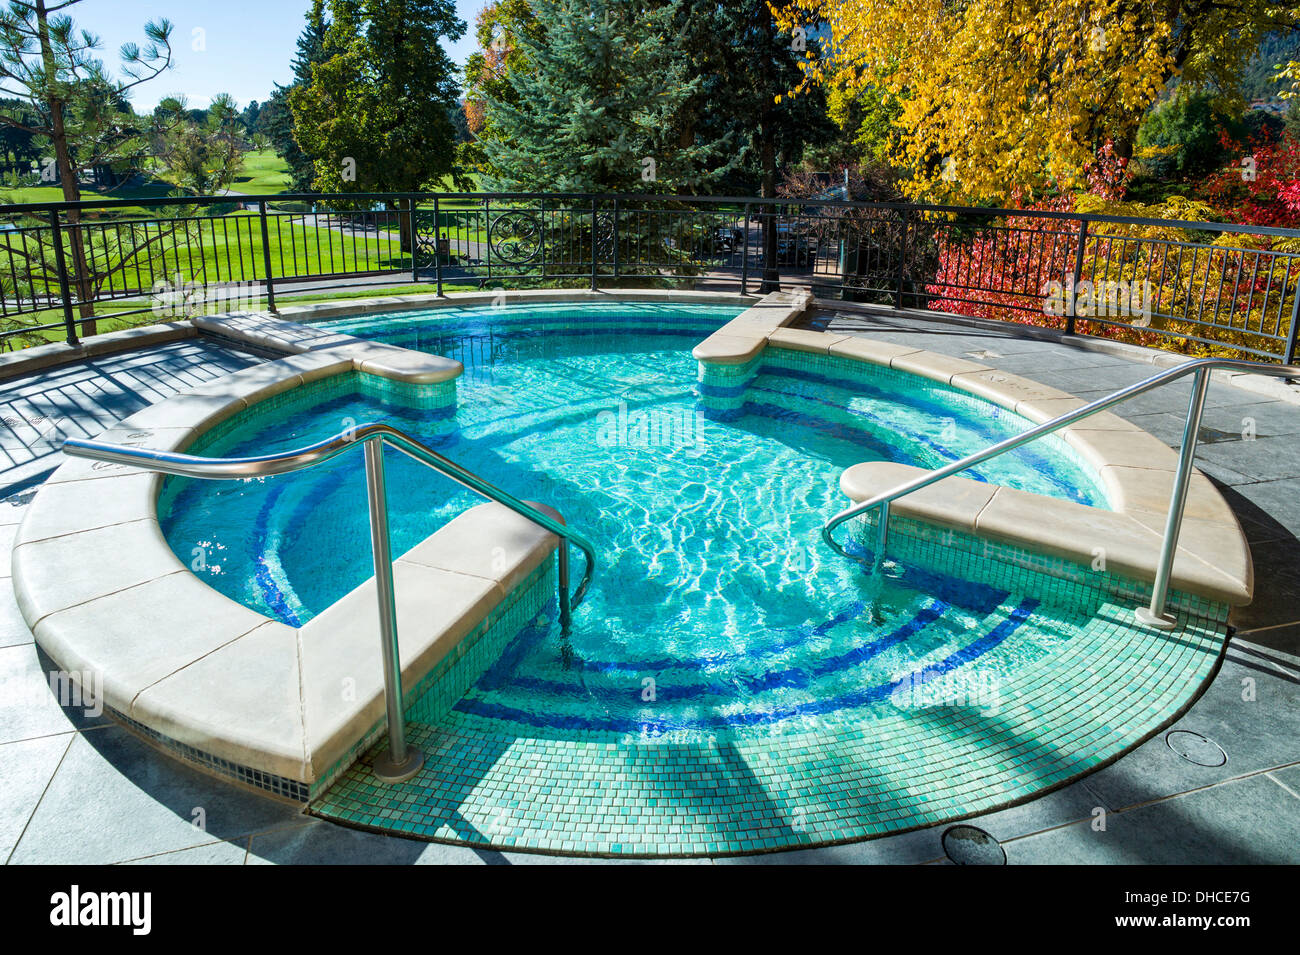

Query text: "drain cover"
[941, 825, 1006, 865]
[1165, 730, 1227, 767]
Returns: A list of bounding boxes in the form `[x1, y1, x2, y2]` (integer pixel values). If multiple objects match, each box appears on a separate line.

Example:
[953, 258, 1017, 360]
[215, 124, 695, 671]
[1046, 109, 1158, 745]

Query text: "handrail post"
[1067, 218, 1088, 335]
[1135, 367, 1211, 630]
[257, 199, 277, 313]
[48, 209, 79, 347]
[875, 500, 890, 565]
[363, 436, 424, 783]
[558, 542, 571, 632]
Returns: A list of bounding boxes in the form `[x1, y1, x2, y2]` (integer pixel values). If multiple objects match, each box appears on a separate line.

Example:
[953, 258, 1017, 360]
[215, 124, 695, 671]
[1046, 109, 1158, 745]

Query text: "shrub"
[1136, 92, 1235, 181]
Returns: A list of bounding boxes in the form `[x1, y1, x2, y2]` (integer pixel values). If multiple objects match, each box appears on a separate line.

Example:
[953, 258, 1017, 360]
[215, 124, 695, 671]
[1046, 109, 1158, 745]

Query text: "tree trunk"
[759, 112, 780, 294]
[389, 200, 412, 255]
[36, 0, 96, 338]
[758, 3, 780, 294]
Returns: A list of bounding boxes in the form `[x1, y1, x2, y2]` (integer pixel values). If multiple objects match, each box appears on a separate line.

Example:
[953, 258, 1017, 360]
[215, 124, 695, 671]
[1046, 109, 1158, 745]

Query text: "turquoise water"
[161, 302, 1110, 737]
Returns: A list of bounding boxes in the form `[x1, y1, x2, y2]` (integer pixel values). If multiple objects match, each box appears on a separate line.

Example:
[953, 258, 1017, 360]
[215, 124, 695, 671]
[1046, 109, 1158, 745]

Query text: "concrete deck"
[0, 339, 263, 497]
[1, 314, 1298, 864]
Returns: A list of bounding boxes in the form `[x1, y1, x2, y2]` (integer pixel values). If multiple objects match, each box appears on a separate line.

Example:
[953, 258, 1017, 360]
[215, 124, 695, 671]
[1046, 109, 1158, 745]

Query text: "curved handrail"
[63, 421, 597, 783]
[63, 421, 597, 610]
[823, 356, 1300, 627]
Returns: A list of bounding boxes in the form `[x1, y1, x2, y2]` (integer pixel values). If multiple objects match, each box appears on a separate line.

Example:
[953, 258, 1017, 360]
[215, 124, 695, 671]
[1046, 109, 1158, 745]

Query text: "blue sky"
[67, 0, 487, 111]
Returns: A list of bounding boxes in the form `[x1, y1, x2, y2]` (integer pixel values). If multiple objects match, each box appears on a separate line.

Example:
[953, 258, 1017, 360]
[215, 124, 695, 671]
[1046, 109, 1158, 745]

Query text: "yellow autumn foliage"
[773, 1, 1300, 206]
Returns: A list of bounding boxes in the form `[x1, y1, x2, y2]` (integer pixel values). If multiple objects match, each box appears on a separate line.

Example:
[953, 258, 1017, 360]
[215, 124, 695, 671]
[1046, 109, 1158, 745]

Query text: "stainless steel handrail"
[823, 357, 1300, 630]
[62, 422, 597, 784]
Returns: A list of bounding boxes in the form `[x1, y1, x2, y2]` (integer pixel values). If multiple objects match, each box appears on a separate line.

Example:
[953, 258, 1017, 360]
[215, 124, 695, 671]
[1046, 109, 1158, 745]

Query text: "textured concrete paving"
[1, 316, 1297, 865]
[0, 339, 263, 497]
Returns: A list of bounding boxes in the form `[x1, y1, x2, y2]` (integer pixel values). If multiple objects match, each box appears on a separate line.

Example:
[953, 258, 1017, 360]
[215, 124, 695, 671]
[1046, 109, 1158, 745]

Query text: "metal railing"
[823, 357, 1300, 630]
[2, 191, 1299, 362]
[61, 421, 597, 784]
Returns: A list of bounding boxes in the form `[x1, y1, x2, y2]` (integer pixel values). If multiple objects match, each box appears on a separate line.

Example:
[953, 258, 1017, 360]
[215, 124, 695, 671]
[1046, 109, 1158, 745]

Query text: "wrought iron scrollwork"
[487, 210, 543, 266]
[593, 210, 617, 262]
[413, 210, 444, 270]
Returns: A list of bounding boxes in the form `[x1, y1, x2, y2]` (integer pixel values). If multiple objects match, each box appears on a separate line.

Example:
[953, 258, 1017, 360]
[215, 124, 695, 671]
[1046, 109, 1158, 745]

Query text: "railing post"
[48, 209, 79, 347]
[611, 198, 620, 281]
[741, 203, 751, 295]
[895, 208, 910, 310]
[1134, 367, 1211, 631]
[408, 196, 418, 284]
[1067, 218, 1088, 335]
[483, 196, 491, 283]
[257, 199, 277, 313]
[558, 542, 571, 632]
[433, 196, 443, 296]
[363, 436, 425, 783]
[1285, 262, 1300, 365]
[591, 196, 599, 291]
[875, 500, 890, 565]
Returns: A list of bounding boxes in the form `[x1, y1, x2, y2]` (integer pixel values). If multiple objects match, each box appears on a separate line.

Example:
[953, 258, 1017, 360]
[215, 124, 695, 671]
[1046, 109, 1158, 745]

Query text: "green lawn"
[0, 178, 183, 209]
[0, 149, 293, 208]
[229, 150, 294, 196]
[0, 210, 410, 298]
[0, 280, 481, 351]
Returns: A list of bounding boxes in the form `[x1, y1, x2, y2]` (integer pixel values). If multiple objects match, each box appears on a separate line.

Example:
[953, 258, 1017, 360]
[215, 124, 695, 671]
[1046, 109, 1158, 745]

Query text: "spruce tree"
[264, 1, 331, 192]
[481, 0, 714, 193]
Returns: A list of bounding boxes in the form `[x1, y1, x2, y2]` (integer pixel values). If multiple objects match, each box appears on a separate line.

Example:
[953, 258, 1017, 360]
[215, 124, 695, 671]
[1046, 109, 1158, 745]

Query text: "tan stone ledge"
[841, 462, 1249, 606]
[9, 332, 564, 786]
[0, 322, 195, 382]
[691, 289, 813, 363]
[756, 325, 1249, 604]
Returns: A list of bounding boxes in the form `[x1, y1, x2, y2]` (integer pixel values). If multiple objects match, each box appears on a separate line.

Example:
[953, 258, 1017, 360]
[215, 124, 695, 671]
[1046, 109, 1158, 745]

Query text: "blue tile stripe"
[453, 596, 1038, 734]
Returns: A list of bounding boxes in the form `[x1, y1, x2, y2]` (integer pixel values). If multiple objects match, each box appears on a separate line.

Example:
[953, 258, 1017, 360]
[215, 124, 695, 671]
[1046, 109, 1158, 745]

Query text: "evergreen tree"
[477, 0, 831, 200]
[0, 0, 174, 333]
[289, 0, 464, 195]
[675, 1, 832, 197]
[265, 0, 332, 192]
[481, 0, 713, 192]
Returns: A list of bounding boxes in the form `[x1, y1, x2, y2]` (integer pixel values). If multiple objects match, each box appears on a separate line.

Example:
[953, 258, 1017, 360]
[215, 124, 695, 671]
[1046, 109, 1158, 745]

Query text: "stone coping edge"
[760, 327, 1253, 605]
[691, 288, 814, 363]
[9, 338, 560, 786]
[195, 288, 758, 363]
[812, 298, 1300, 406]
[0, 321, 196, 381]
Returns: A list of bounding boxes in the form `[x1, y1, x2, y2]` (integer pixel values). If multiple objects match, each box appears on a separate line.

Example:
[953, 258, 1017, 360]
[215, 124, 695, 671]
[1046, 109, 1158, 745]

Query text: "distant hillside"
[1240, 32, 1300, 101]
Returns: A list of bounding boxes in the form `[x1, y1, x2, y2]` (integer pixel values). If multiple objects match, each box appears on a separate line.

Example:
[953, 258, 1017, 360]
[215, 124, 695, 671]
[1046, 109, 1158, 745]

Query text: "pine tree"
[476, 0, 831, 197]
[265, 0, 332, 192]
[291, 0, 330, 85]
[481, 0, 714, 192]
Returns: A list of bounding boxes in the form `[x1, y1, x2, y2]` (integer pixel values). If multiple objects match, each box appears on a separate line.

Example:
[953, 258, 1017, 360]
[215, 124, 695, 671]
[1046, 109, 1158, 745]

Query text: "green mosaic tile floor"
[309, 601, 1227, 857]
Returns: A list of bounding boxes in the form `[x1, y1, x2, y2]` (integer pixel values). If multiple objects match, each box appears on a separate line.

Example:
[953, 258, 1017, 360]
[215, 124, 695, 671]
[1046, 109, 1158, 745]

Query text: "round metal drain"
[1165, 730, 1227, 767]
[941, 825, 1006, 865]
